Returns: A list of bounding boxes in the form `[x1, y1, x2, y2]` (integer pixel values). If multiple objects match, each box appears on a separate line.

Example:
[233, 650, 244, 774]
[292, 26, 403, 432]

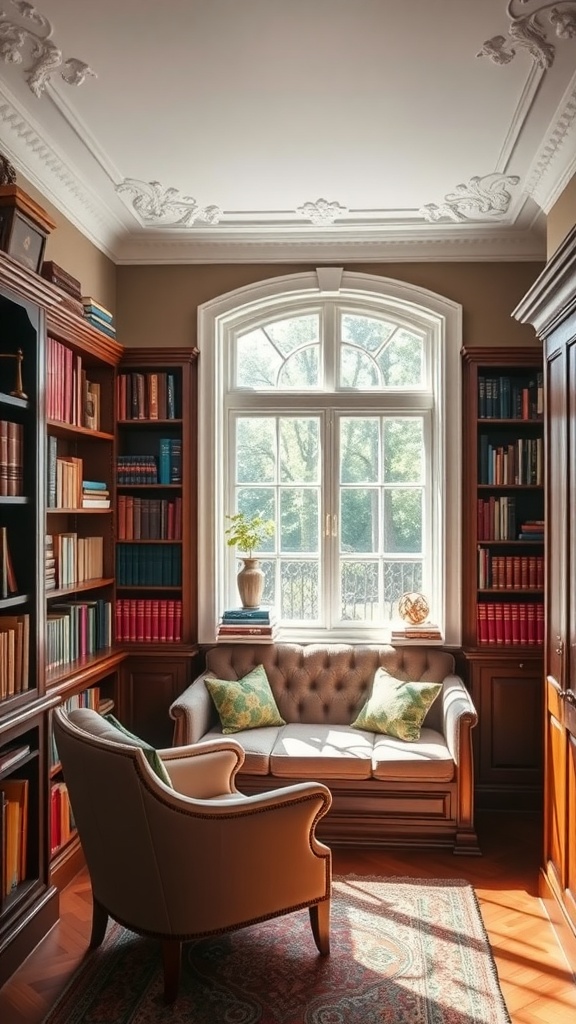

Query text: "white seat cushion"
[371, 727, 455, 782]
[270, 724, 374, 780]
[201, 726, 280, 775]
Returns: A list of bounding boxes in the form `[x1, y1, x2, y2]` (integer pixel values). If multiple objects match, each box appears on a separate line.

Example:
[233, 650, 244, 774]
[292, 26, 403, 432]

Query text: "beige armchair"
[53, 707, 332, 1002]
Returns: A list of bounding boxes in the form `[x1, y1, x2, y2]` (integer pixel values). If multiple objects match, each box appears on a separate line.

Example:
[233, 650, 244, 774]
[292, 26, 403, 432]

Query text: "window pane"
[384, 418, 423, 483]
[377, 329, 423, 387]
[341, 489, 379, 553]
[280, 418, 319, 483]
[236, 314, 320, 389]
[237, 488, 276, 552]
[383, 489, 423, 553]
[384, 561, 423, 619]
[281, 561, 319, 619]
[340, 418, 378, 483]
[341, 561, 379, 621]
[237, 417, 275, 483]
[340, 314, 424, 388]
[281, 489, 319, 552]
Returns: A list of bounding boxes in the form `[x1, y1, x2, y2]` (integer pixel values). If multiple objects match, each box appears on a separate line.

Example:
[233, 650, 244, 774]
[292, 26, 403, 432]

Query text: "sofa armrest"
[169, 672, 214, 745]
[441, 673, 478, 764]
[158, 739, 245, 798]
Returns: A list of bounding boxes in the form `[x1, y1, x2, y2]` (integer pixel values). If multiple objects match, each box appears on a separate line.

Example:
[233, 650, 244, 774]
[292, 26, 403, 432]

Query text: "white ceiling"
[1, 0, 576, 264]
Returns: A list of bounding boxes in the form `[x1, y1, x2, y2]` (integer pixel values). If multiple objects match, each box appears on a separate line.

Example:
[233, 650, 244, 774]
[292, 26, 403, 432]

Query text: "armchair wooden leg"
[309, 899, 330, 955]
[89, 899, 109, 949]
[162, 939, 182, 1003]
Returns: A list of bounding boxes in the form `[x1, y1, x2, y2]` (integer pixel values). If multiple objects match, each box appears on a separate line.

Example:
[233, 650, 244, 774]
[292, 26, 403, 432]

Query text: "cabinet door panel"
[122, 657, 190, 747]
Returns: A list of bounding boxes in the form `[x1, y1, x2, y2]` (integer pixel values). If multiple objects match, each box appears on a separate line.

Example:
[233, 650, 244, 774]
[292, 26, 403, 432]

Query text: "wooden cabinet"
[121, 655, 197, 748]
[513, 224, 576, 972]
[461, 347, 544, 808]
[464, 654, 543, 809]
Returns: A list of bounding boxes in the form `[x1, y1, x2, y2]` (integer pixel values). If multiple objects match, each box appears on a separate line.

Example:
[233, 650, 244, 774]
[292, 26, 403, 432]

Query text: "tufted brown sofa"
[169, 643, 480, 854]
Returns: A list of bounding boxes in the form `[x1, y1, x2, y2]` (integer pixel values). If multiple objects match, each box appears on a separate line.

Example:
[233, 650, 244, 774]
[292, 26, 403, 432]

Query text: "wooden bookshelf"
[0, 249, 124, 985]
[461, 347, 544, 811]
[116, 349, 201, 748]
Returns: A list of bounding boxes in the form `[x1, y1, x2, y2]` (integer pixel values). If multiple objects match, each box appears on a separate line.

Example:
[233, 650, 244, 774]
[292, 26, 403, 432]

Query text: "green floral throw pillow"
[351, 667, 442, 742]
[103, 714, 173, 788]
[205, 664, 286, 734]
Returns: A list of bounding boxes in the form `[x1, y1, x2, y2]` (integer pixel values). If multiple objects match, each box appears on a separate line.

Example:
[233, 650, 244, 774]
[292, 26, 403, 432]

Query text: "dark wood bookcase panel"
[462, 346, 544, 809]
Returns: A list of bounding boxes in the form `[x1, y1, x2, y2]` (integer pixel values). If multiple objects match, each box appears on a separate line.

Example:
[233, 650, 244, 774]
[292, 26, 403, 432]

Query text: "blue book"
[158, 438, 172, 484]
[82, 480, 107, 490]
[222, 608, 273, 621]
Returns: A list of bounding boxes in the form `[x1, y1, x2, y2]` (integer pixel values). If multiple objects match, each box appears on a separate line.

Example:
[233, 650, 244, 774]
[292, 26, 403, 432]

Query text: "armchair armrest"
[158, 739, 245, 798]
[169, 672, 214, 745]
[441, 673, 478, 764]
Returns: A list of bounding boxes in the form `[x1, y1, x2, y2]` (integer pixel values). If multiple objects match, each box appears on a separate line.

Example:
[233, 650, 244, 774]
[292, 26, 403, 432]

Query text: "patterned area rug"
[42, 875, 510, 1024]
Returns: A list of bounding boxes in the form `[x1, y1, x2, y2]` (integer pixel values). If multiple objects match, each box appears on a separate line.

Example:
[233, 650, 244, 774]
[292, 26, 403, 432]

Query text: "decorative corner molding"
[115, 179, 222, 227]
[0, 1, 96, 97]
[296, 198, 348, 225]
[420, 173, 520, 223]
[477, 1, 576, 70]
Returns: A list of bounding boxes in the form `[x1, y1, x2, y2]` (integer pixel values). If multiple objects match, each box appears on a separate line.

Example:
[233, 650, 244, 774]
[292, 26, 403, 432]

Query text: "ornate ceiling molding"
[420, 173, 520, 223]
[0, 1, 96, 97]
[478, 1, 576, 69]
[296, 198, 348, 225]
[116, 178, 222, 227]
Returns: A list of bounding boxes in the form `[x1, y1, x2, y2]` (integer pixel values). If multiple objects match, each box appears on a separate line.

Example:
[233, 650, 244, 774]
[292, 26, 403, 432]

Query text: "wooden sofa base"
[237, 773, 481, 855]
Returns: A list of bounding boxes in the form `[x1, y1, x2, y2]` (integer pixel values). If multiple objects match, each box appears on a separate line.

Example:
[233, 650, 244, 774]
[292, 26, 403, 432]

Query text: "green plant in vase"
[225, 511, 275, 608]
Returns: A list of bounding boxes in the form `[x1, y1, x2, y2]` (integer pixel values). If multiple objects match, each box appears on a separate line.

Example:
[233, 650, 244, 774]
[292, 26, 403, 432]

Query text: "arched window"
[198, 269, 462, 645]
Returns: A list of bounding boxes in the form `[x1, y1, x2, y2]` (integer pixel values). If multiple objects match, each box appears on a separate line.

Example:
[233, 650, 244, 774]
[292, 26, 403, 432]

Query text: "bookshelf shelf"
[46, 420, 115, 442]
[462, 346, 544, 811]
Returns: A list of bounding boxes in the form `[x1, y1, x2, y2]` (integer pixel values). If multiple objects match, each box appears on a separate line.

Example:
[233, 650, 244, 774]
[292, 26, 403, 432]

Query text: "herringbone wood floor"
[0, 811, 574, 1023]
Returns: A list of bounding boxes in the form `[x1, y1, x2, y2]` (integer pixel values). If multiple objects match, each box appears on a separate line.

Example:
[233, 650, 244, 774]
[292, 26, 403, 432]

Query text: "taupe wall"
[117, 261, 544, 351]
[547, 173, 576, 258]
[18, 172, 117, 314]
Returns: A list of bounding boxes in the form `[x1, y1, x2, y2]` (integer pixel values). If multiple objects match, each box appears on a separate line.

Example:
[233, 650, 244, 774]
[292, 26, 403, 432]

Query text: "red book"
[511, 603, 520, 644]
[518, 604, 528, 645]
[477, 605, 488, 644]
[502, 603, 512, 644]
[136, 599, 145, 642]
[115, 599, 123, 642]
[537, 603, 544, 644]
[486, 604, 496, 644]
[144, 599, 152, 642]
[129, 601, 137, 642]
[50, 784, 61, 855]
[174, 601, 182, 642]
[527, 604, 536, 644]
[494, 603, 504, 644]
[166, 600, 175, 642]
[121, 600, 130, 643]
[152, 599, 161, 642]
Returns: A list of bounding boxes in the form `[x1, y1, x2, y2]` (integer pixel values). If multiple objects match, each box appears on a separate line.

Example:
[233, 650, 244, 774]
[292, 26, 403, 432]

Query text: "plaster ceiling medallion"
[0, 1, 96, 97]
[115, 179, 222, 227]
[478, 1, 576, 69]
[420, 173, 521, 223]
[296, 198, 348, 225]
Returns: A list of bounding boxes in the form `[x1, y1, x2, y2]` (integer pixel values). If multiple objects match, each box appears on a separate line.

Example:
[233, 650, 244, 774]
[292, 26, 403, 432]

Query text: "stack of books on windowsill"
[216, 607, 279, 643]
[390, 621, 443, 642]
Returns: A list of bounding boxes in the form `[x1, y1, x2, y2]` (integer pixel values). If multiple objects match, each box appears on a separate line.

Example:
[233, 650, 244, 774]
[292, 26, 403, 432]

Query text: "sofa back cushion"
[204, 644, 454, 731]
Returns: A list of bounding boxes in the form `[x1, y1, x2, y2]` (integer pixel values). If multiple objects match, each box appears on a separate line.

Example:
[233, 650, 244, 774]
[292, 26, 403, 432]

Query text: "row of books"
[46, 599, 112, 670]
[0, 613, 29, 701]
[216, 607, 279, 644]
[46, 335, 101, 429]
[47, 444, 111, 510]
[0, 419, 23, 496]
[477, 496, 517, 541]
[478, 436, 543, 486]
[116, 445, 182, 484]
[0, 526, 18, 600]
[46, 533, 104, 590]
[116, 544, 182, 587]
[117, 496, 182, 540]
[50, 781, 75, 856]
[117, 371, 178, 420]
[0, 777, 28, 898]
[115, 599, 183, 642]
[478, 552, 544, 590]
[477, 602, 544, 645]
[478, 373, 543, 420]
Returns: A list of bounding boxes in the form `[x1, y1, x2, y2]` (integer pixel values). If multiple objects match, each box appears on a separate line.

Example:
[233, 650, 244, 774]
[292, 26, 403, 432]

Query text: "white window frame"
[197, 269, 462, 647]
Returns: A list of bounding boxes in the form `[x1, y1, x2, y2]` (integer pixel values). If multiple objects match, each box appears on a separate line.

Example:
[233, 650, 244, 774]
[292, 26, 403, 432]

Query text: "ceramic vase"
[237, 558, 264, 608]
